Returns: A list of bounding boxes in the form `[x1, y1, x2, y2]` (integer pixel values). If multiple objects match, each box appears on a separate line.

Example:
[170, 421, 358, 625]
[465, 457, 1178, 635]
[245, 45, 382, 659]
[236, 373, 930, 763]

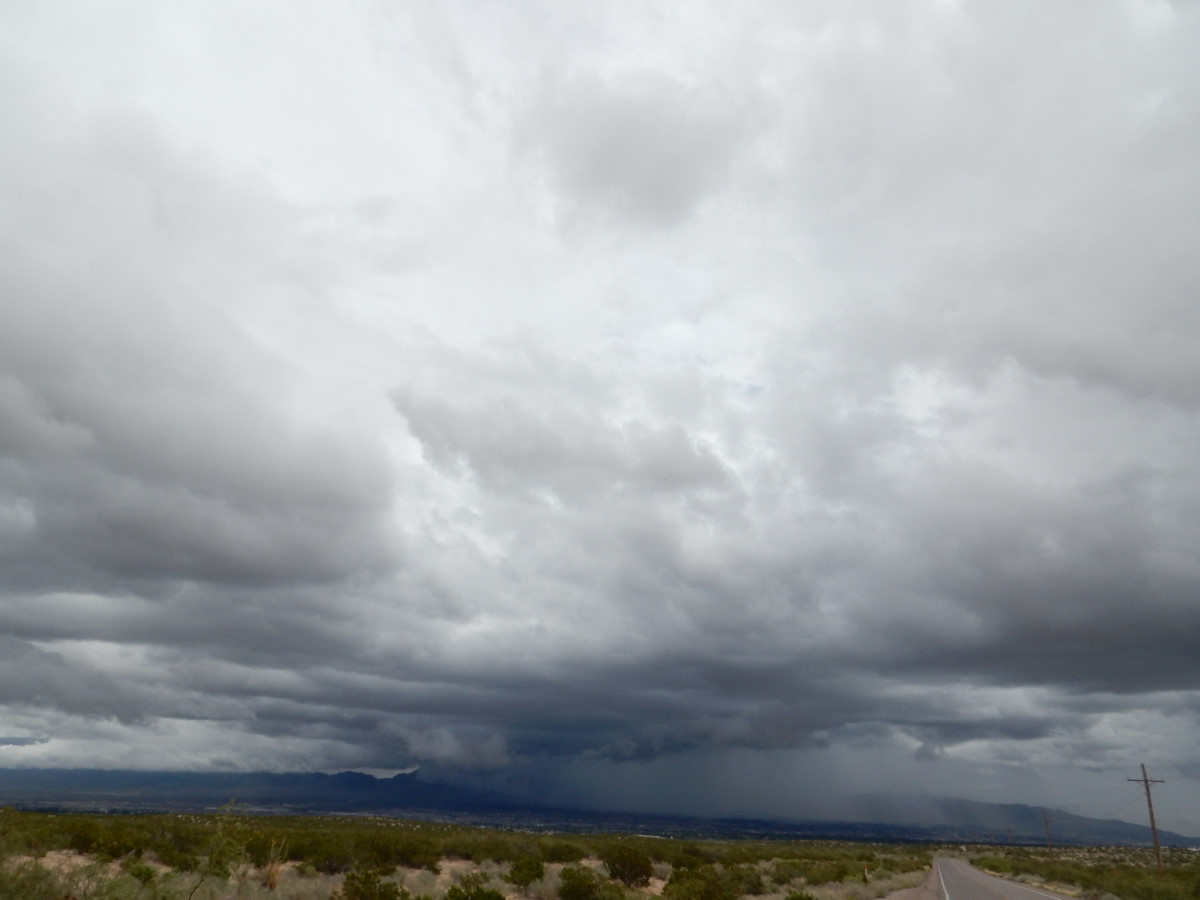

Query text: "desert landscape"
[1, 809, 1194, 900]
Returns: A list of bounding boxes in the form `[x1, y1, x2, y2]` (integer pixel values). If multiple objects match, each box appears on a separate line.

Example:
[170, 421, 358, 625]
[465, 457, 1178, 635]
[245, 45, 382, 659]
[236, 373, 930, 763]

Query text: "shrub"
[805, 862, 850, 886]
[292, 833, 355, 873]
[446, 883, 506, 900]
[663, 865, 734, 900]
[355, 832, 442, 872]
[666, 845, 716, 871]
[126, 863, 157, 887]
[335, 869, 407, 900]
[723, 864, 765, 896]
[508, 856, 546, 891]
[769, 860, 807, 885]
[559, 865, 600, 900]
[600, 844, 653, 888]
[0, 860, 64, 900]
[542, 842, 586, 864]
[443, 835, 518, 864]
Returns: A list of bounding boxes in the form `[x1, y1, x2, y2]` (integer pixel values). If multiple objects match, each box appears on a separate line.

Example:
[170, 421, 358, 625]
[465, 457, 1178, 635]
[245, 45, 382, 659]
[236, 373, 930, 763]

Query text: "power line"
[1127, 763, 1165, 874]
[1091, 776, 1143, 820]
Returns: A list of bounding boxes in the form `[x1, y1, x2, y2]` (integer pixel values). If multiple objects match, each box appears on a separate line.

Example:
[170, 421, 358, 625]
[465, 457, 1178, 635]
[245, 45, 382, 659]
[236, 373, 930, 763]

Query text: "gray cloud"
[0, 635, 143, 721]
[521, 72, 753, 225]
[2, 0, 1200, 833]
[0, 64, 398, 594]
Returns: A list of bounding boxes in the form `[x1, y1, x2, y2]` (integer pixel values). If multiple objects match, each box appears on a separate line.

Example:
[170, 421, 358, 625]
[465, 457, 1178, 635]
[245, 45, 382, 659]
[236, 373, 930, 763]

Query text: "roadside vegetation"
[971, 845, 1200, 900]
[0, 806, 931, 900]
[8, 807, 1194, 900]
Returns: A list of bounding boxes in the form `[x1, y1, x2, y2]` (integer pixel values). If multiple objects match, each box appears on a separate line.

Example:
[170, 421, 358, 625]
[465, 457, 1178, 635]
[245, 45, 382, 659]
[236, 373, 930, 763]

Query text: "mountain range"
[0, 768, 1192, 848]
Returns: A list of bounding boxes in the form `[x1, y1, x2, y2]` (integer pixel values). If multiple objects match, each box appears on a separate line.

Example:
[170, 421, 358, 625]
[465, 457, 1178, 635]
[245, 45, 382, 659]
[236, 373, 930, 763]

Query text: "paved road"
[935, 858, 1075, 900]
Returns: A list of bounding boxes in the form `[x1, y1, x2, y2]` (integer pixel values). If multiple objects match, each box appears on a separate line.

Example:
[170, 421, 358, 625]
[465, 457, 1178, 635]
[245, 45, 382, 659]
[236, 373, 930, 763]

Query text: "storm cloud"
[3, 0, 1200, 832]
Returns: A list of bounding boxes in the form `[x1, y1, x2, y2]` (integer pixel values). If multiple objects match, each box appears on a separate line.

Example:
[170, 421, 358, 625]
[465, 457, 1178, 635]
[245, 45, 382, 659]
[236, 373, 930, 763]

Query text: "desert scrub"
[0, 859, 65, 900]
[665, 862, 777, 900]
[599, 844, 653, 888]
[398, 865, 442, 897]
[445, 873, 506, 900]
[508, 855, 546, 892]
[557, 865, 626, 900]
[332, 868, 414, 900]
[970, 849, 1200, 900]
[542, 843, 587, 865]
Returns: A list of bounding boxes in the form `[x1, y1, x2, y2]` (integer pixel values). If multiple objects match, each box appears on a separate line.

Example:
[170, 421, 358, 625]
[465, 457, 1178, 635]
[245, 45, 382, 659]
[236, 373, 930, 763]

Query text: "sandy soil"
[880, 867, 941, 900]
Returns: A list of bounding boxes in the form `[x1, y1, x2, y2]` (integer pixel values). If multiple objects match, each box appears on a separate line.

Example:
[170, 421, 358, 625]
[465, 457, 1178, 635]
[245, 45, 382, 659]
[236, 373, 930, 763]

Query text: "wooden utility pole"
[1041, 809, 1053, 848]
[1128, 763, 1165, 874]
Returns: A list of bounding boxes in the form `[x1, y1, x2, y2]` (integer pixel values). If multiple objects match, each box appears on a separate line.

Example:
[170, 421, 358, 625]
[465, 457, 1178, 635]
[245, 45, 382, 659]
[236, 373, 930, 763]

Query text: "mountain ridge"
[0, 768, 1192, 847]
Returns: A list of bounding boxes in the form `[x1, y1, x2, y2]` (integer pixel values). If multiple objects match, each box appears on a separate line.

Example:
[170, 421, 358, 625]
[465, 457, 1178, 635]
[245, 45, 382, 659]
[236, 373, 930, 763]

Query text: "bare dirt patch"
[878, 868, 941, 900]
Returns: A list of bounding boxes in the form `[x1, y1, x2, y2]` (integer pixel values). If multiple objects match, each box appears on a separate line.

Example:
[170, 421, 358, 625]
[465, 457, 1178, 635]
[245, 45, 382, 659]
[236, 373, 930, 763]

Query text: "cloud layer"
[3, 0, 1200, 831]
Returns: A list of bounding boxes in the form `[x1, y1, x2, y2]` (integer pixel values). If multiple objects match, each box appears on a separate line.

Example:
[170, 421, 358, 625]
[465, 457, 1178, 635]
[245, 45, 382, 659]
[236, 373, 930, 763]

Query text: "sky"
[2, 0, 1200, 834]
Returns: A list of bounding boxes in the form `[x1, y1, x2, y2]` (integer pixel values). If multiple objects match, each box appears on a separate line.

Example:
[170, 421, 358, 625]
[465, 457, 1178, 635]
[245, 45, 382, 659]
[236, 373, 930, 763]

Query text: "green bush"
[443, 834, 519, 863]
[600, 844, 653, 887]
[661, 844, 716, 870]
[125, 862, 157, 886]
[508, 855, 545, 891]
[542, 841, 586, 864]
[446, 883, 506, 900]
[664, 864, 734, 900]
[769, 860, 808, 885]
[355, 832, 442, 872]
[292, 833, 355, 873]
[805, 861, 850, 885]
[0, 860, 66, 900]
[723, 863, 765, 896]
[335, 868, 408, 900]
[560, 865, 601, 900]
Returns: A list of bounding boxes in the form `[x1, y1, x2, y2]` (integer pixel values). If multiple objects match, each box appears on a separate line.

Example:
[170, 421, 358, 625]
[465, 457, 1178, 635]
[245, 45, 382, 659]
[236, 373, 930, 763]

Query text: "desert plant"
[262, 839, 287, 891]
[542, 842, 586, 864]
[600, 844, 652, 888]
[508, 856, 546, 893]
[335, 868, 407, 900]
[0, 859, 63, 900]
[184, 808, 247, 900]
[663, 864, 735, 900]
[559, 865, 601, 900]
[446, 881, 506, 900]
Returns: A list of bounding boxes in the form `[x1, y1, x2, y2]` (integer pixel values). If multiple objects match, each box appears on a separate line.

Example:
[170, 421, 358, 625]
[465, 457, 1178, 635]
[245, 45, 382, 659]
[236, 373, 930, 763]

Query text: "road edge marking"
[937, 860, 951, 900]
[968, 860, 1075, 900]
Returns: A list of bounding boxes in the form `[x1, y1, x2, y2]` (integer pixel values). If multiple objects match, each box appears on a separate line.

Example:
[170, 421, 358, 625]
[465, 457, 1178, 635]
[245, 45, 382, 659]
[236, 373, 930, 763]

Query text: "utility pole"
[1041, 809, 1053, 849]
[1128, 763, 1165, 874]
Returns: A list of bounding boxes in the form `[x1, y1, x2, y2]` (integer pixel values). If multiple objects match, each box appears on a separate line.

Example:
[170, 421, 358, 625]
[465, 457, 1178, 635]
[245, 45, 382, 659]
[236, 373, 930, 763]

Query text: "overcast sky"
[3, 0, 1200, 833]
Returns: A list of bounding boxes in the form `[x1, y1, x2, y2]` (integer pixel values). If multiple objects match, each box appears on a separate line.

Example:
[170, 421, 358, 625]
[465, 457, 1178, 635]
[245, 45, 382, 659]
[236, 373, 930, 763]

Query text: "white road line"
[1003, 886, 1070, 900]
[937, 860, 952, 900]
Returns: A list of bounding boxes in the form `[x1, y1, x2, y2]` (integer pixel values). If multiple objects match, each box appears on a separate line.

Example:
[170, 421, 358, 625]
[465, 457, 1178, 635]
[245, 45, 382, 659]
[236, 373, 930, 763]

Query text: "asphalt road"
[935, 858, 1075, 900]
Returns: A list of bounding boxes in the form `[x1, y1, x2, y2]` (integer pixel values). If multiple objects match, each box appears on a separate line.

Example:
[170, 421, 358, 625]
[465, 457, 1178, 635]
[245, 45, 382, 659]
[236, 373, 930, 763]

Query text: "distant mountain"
[838, 793, 1196, 847]
[0, 768, 1193, 847]
[0, 768, 504, 814]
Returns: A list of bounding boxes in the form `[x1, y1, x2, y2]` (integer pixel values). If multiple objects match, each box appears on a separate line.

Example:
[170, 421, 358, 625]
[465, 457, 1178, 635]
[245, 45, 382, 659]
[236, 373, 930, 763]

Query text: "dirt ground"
[879, 867, 941, 900]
